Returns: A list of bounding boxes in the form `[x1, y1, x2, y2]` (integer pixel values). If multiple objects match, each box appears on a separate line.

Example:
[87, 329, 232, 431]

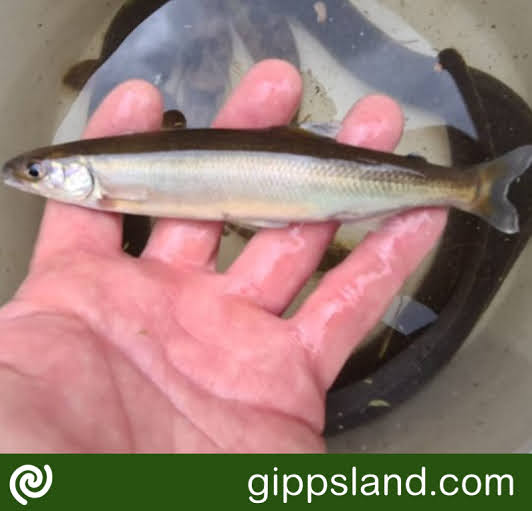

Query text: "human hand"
[0, 60, 446, 452]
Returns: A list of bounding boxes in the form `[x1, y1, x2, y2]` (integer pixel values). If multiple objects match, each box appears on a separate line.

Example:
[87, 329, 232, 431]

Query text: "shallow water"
[51, 0, 532, 436]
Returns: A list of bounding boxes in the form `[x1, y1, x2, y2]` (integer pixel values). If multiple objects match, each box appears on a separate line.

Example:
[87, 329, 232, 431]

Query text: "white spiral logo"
[9, 464, 53, 506]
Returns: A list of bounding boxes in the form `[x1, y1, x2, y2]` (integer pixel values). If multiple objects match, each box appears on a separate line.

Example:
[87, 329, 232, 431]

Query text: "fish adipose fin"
[471, 145, 532, 234]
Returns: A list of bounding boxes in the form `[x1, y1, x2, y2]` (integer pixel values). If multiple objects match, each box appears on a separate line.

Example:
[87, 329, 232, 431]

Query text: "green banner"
[0, 455, 528, 509]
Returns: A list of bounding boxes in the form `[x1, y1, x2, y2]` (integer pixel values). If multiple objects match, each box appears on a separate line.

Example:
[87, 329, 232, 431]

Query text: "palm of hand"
[0, 61, 446, 452]
[3, 246, 322, 452]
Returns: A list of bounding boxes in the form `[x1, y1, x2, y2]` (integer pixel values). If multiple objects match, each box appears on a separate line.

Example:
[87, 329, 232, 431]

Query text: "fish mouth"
[2, 159, 11, 175]
[1, 162, 16, 185]
[2, 160, 29, 192]
[2, 175, 29, 192]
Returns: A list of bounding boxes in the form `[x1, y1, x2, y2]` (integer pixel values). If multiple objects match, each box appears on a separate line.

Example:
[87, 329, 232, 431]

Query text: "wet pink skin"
[0, 60, 447, 452]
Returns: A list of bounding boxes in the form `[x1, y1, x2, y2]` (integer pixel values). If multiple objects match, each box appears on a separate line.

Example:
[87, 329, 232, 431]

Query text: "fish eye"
[26, 162, 43, 180]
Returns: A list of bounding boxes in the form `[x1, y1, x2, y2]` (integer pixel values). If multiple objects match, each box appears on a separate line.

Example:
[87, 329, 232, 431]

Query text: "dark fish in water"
[3, 127, 532, 234]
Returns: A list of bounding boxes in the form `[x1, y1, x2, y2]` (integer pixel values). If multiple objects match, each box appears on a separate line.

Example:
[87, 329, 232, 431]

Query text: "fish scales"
[85, 149, 473, 221]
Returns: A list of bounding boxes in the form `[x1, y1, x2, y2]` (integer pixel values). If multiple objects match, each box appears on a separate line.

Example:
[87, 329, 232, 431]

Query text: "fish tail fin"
[469, 145, 532, 234]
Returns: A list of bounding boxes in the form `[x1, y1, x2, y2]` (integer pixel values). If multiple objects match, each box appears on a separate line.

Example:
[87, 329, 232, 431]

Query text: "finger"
[32, 80, 163, 265]
[226, 95, 404, 314]
[142, 59, 302, 270]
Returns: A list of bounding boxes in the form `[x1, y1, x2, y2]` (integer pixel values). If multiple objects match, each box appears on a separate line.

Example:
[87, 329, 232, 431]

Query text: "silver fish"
[3, 127, 532, 234]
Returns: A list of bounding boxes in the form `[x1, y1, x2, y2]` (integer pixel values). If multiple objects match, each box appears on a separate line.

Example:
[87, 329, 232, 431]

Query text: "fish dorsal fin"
[232, 219, 290, 230]
[280, 121, 342, 140]
[299, 121, 342, 139]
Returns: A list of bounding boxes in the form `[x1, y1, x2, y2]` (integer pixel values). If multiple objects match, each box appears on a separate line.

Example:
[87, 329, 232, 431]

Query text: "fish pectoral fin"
[99, 188, 149, 206]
